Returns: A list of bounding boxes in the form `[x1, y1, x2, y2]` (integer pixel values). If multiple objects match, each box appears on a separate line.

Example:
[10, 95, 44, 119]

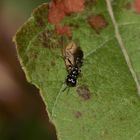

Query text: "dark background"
[0, 0, 56, 139]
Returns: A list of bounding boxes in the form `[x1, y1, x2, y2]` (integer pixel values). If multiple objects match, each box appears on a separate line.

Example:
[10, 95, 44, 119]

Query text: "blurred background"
[0, 0, 57, 139]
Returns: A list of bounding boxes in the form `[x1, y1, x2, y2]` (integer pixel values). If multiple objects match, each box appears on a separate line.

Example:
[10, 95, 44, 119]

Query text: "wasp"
[62, 40, 84, 87]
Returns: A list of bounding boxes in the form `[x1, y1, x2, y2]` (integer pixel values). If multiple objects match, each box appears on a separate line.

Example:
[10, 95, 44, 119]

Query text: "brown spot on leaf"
[88, 14, 108, 33]
[74, 111, 82, 118]
[77, 85, 91, 100]
[124, 2, 132, 10]
[39, 30, 60, 48]
[85, 0, 97, 8]
[51, 60, 56, 66]
[33, 3, 49, 27]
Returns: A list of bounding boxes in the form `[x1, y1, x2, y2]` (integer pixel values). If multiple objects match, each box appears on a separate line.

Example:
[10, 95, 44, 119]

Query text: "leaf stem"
[105, 0, 140, 95]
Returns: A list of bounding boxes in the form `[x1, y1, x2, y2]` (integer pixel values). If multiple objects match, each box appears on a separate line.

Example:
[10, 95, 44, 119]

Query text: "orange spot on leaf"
[134, 0, 140, 13]
[55, 25, 72, 36]
[48, 0, 85, 24]
[48, 1, 66, 24]
[88, 14, 108, 33]
[63, 0, 85, 14]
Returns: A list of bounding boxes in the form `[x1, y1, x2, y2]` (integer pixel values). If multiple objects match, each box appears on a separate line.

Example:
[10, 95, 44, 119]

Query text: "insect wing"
[73, 47, 83, 67]
[62, 41, 77, 70]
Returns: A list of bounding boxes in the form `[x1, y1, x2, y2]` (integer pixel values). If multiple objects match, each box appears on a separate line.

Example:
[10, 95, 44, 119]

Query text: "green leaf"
[14, 0, 140, 140]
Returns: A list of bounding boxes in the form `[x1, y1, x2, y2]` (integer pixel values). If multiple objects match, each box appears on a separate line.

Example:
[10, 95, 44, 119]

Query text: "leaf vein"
[84, 37, 115, 59]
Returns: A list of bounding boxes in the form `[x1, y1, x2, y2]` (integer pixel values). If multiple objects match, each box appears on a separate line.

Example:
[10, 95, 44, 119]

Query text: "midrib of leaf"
[105, 0, 140, 95]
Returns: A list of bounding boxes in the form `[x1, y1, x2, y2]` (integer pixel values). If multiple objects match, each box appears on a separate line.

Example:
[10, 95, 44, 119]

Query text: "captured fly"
[62, 41, 84, 87]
